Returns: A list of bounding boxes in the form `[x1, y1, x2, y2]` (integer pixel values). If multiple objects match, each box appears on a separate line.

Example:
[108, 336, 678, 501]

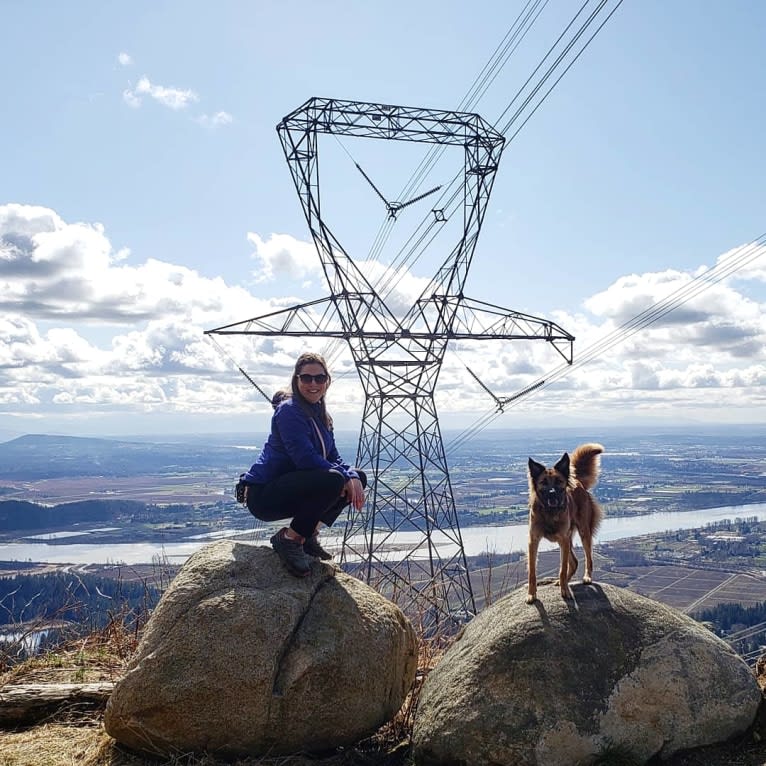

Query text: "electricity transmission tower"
[206, 97, 574, 626]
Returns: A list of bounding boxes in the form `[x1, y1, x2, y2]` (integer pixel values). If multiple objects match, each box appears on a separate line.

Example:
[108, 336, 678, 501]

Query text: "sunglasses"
[297, 373, 329, 385]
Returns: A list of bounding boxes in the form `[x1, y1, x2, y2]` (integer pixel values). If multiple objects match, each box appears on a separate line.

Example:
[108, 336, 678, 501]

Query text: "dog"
[526, 443, 604, 604]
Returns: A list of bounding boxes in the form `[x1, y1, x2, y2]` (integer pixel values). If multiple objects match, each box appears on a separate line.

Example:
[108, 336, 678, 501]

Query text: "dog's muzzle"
[545, 488, 565, 510]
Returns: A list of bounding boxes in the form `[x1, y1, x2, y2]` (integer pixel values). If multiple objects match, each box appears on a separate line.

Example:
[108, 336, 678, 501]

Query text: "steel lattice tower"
[206, 97, 574, 626]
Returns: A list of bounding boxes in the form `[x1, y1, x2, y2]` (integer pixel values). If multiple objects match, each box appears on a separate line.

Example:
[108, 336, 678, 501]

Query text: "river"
[1, 502, 765, 566]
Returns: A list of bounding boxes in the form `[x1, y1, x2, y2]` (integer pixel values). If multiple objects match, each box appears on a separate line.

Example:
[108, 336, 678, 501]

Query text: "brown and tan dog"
[526, 443, 604, 604]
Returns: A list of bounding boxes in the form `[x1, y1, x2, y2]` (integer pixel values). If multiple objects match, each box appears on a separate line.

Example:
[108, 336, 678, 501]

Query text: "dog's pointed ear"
[554, 452, 570, 478]
[528, 457, 545, 480]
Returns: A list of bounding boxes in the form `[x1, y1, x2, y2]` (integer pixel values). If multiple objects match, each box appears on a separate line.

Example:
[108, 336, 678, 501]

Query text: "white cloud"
[715, 242, 766, 283]
[0, 204, 260, 324]
[354, 259, 431, 316]
[245, 232, 430, 315]
[247, 232, 322, 284]
[582, 264, 766, 368]
[196, 111, 234, 128]
[118, 64, 233, 127]
[0, 204, 296, 420]
[122, 88, 141, 108]
[123, 76, 199, 111]
[2, 202, 766, 433]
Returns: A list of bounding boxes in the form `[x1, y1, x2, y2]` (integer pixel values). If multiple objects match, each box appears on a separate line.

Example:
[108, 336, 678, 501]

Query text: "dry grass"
[1, 728, 414, 766]
[0, 612, 137, 688]
[0, 609, 144, 766]
[0, 722, 106, 766]
[1, 727, 368, 766]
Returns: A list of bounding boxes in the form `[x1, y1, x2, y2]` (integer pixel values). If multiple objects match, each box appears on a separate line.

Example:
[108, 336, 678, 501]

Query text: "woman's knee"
[324, 470, 346, 494]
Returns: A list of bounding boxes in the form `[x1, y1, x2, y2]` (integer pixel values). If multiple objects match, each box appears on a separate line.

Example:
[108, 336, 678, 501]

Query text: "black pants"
[245, 469, 368, 540]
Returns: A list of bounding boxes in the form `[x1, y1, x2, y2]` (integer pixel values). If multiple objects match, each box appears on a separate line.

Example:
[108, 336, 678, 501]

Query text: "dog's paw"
[582, 574, 592, 584]
[560, 586, 573, 600]
[525, 593, 536, 604]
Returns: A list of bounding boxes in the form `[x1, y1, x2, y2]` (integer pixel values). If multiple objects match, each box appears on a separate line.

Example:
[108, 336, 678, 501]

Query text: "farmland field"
[469, 548, 766, 617]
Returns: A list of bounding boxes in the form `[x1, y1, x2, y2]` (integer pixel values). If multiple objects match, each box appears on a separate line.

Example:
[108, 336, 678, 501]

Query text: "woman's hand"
[343, 477, 365, 510]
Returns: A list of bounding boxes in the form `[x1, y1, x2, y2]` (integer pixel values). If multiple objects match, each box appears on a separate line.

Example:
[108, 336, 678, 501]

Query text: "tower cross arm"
[278, 97, 505, 148]
[424, 295, 575, 364]
[204, 296, 350, 337]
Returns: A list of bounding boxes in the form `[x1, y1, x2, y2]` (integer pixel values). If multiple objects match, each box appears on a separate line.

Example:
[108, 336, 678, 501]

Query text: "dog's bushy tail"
[571, 443, 604, 489]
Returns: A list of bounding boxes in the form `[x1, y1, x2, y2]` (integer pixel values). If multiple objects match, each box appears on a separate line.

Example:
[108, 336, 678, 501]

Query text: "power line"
[446, 234, 766, 453]
[386, 0, 551, 218]
[533, 234, 766, 393]
[727, 619, 766, 642]
[377, 0, 624, 301]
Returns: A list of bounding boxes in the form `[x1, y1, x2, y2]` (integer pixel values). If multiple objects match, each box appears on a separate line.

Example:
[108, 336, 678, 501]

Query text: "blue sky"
[1, 0, 765, 439]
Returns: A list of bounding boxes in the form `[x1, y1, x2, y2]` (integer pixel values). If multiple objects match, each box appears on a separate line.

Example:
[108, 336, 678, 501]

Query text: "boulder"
[104, 540, 417, 758]
[412, 582, 760, 766]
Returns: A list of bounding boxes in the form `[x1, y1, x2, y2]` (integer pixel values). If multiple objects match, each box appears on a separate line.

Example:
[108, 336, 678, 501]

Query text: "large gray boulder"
[412, 582, 760, 766]
[104, 540, 417, 758]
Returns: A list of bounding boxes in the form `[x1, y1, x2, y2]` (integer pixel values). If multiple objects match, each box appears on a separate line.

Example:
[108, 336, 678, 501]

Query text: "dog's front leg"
[558, 537, 574, 600]
[526, 536, 540, 604]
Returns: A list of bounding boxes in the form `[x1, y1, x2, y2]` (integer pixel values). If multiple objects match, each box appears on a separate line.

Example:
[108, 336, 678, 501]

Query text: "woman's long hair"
[290, 352, 332, 428]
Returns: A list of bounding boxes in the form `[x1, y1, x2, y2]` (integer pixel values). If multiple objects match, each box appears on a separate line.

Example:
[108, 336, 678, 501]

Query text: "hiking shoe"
[270, 528, 311, 577]
[304, 534, 333, 561]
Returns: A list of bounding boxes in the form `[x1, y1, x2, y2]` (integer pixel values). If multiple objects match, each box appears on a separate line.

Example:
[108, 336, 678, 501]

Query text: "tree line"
[696, 600, 766, 633]
[696, 600, 766, 661]
[0, 571, 159, 628]
[0, 499, 192, 532]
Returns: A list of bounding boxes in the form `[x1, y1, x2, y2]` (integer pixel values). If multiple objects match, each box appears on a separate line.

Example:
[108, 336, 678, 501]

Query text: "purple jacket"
[243, 397, 358, 485]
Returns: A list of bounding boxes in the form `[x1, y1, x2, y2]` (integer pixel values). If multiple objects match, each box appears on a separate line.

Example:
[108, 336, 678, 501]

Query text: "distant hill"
[0, 434, 253, 480]
[0, 498, 147, 532]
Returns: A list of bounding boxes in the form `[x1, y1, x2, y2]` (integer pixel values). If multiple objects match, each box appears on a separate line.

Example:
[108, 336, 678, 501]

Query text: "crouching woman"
[242, 352, 367, 577]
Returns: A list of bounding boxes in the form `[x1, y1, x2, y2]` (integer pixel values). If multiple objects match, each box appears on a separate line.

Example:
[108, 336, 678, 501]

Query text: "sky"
[1, 0, 765, 441]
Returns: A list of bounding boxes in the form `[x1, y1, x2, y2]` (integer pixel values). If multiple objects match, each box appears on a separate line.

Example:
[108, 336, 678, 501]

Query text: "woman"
[242, 352, 367, 577]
